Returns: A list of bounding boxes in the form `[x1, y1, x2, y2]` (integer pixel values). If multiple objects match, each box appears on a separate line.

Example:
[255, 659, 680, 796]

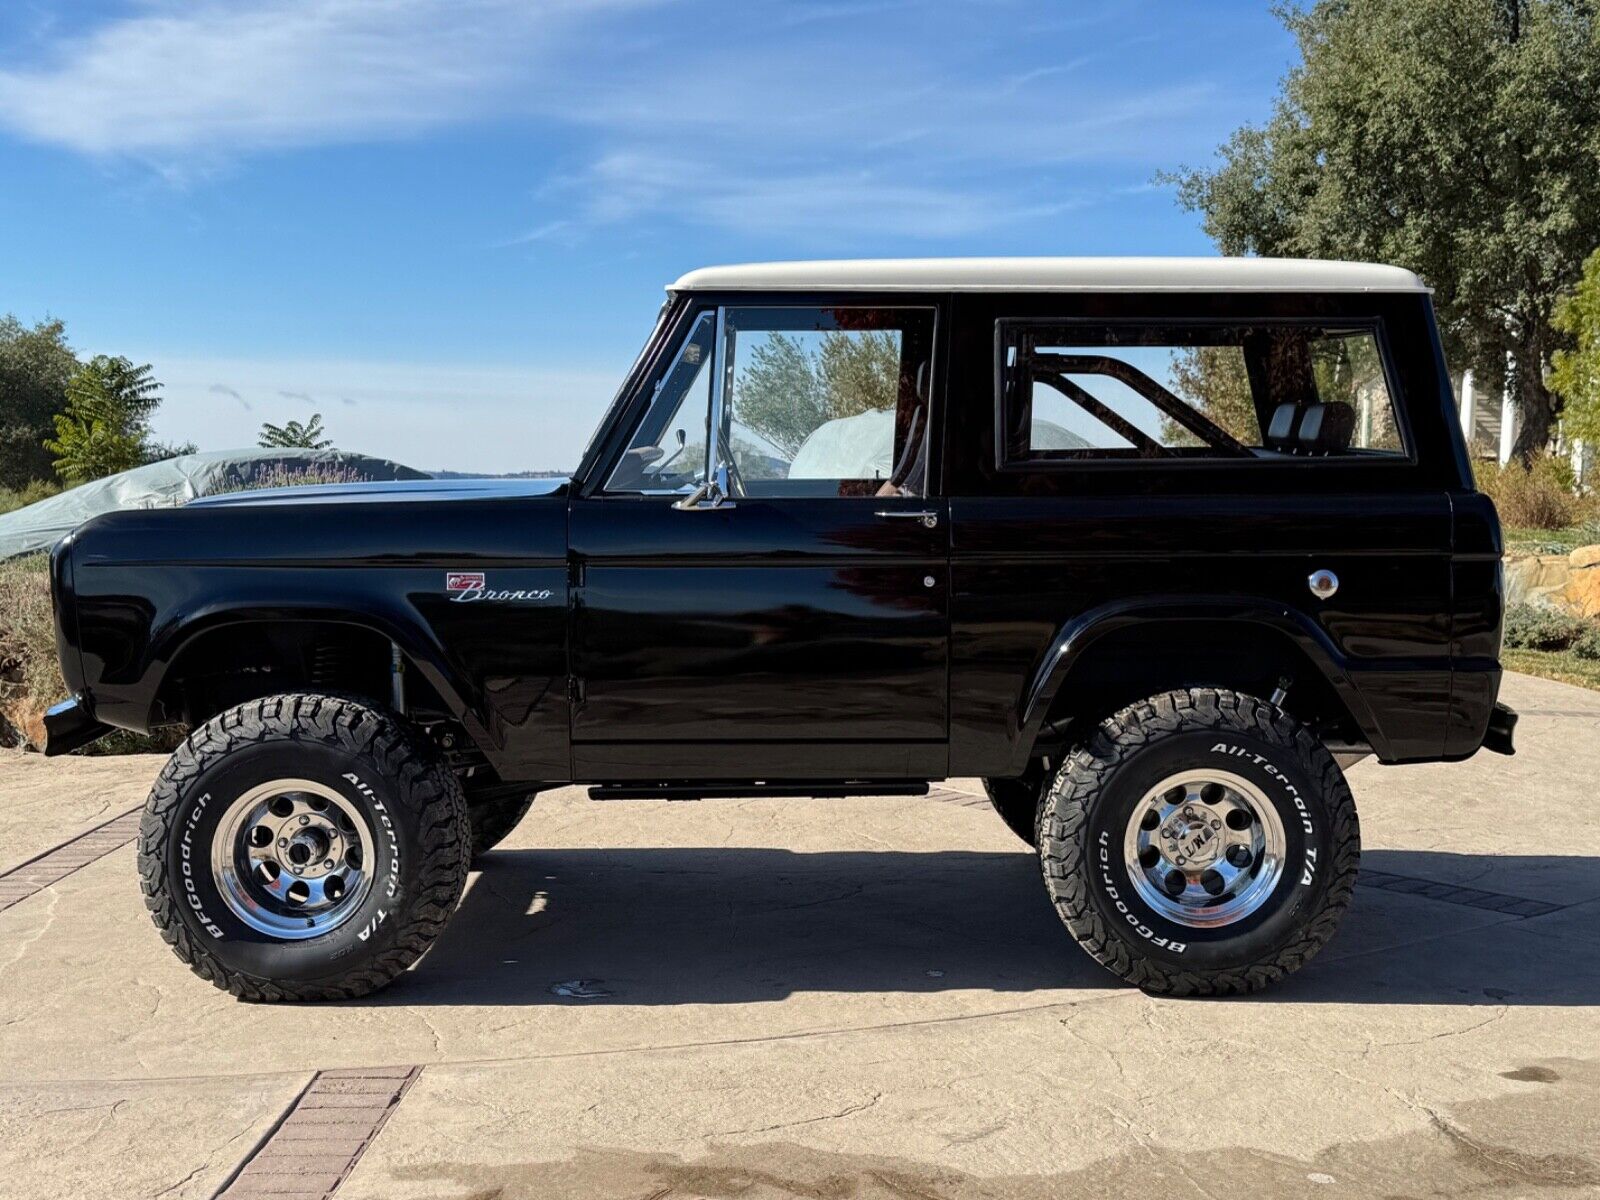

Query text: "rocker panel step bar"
[588, 781, 931, 801]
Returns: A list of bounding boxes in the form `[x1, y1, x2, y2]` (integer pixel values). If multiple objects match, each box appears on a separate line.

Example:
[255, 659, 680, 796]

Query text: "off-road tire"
[983, 775, 1042, 848]
[1038, 688, 1359, 995]
[138, 693, 471, 1002]
[468, 791, 537, 859]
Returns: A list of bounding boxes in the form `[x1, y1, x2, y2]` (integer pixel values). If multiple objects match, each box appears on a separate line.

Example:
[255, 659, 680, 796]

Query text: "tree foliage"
[44, 356, 163, 483]
[0, 316, 80, 490]
[258, 412, 332, 449]
[1171, 0, 1600, 461]
[734, 331, 901, 458]
[1167, 348, 1259, 444]
[1551, 247, 1600, 443]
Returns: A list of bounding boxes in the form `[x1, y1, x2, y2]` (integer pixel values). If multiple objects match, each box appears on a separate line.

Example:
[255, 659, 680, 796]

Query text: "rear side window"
[998, 321, 1406, 466]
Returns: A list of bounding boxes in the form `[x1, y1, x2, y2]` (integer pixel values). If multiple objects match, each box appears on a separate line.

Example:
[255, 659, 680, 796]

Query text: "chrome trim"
[1122, 768, 1287, 929]
[211, 779, 375, 939]
[875, 509, 939, 529]
[1308, 568, 1339, 600]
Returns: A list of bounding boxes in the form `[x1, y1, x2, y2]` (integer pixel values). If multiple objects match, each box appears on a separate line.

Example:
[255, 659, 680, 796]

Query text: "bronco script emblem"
[445, 572, 553, 603]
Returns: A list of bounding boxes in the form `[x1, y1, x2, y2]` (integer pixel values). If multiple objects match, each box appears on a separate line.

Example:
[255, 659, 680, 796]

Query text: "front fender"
[1014, 594, 1390, 770]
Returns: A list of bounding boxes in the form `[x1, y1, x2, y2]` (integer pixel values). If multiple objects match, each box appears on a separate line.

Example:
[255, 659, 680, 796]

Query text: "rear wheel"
[138, 693, 471, 1002]
[1039, 688, 1358, 995]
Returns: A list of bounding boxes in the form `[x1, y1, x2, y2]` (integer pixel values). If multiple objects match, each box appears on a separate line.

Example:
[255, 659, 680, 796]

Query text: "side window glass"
[724, 307, 936, 497]
[999, 322, 1407, 465]
[605, 312, 715, 493]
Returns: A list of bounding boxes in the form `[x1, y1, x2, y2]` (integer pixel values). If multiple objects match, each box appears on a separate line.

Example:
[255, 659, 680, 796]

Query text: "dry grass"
[1474, 455, 1598, 531]
[0, 555, 62, 746]
[0, 554, 182, 753]
[1504, 647, 1600, 692]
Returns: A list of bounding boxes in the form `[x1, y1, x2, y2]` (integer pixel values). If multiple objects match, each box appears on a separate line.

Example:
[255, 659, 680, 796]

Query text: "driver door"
[568, 301, 949, 781]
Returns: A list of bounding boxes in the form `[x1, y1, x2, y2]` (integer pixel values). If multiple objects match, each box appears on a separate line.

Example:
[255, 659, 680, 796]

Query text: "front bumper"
[1482, 702, 1517, 756]
[43, 694, 112, 757]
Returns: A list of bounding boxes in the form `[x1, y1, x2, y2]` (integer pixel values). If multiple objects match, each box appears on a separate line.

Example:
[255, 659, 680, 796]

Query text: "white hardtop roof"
[670, 257, 1428, 295]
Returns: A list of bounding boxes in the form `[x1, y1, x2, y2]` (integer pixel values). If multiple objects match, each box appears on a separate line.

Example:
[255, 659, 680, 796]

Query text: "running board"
[588, 781, 931, 801]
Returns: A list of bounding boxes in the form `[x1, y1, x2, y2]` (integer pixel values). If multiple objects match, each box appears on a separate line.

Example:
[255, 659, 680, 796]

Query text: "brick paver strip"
[1357, 868, 1564, 917]
[0, 808, 142, 913]
[218, 1067, 420, 1199]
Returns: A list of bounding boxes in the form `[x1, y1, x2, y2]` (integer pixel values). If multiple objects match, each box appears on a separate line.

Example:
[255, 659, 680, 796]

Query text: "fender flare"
[1013, 594, 1389, 769]
[145, 599, 496, 755]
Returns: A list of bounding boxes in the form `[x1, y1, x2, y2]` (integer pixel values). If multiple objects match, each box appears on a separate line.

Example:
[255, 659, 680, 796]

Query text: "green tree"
[258, 413, 332, 449]
[735, 335, 827, 458]
[1166, 347, 1259, 445]
[44, 356, 163, 483]
[0, 316, 80, 490]
[1551, 247, 1600, 442]
[734, 331, 902, 458]
[1170, 0, 1600, 462]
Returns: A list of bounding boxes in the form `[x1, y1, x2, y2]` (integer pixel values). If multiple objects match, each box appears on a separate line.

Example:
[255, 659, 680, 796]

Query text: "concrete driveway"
[1, 671, 1597, 1199]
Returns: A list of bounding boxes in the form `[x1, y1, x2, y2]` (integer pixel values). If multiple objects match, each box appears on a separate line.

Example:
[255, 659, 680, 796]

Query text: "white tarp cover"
[787, 410, 1090, 482]
[0, 448, 428, 560]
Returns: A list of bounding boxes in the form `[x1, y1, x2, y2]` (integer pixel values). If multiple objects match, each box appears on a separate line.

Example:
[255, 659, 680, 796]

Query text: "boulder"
[1562, 549, 1600, 618]
[1504, 553, 1572, 606]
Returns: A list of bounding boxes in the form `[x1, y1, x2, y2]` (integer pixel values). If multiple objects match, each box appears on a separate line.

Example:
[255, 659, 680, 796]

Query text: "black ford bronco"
[45, 257, 1515, 1001]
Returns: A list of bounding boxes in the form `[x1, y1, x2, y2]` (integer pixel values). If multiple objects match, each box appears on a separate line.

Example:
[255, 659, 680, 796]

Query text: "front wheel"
[1039, 688, 1359, 995]
[468, 790, 538, 860]
[138, 694, 471, 1001]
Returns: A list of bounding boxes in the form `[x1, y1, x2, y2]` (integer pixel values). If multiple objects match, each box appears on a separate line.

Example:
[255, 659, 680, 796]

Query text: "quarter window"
[999, 322, 1405, 465]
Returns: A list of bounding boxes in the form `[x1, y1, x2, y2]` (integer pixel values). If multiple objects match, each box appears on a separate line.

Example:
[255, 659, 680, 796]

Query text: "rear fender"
[1014, 594, 1389, 771]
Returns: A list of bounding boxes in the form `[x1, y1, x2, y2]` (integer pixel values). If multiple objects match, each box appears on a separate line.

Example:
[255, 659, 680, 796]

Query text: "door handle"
[875, 509, 939, 529]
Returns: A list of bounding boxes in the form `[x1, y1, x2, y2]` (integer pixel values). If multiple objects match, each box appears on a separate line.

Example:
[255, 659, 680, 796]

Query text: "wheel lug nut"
[323, 860, 334, 870]
[1210, 819, 1221, 830]
[278, 837, 288, 847]
[298, 815, 310, 826]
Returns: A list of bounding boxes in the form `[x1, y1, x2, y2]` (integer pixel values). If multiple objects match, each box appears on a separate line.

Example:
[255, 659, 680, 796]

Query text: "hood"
[187, 476, 571, 508]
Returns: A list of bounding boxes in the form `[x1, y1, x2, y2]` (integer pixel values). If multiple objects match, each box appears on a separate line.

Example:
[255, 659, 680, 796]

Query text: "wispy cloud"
[0, 0, 1233, 239]
[208, 382, 250, 410]
[0, 0, 655, 159]
[158, 353, 622, 472]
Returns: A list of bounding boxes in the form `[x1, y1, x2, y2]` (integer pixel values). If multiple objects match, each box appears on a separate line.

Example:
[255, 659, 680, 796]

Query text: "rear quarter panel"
[941, 290, 1473, 772]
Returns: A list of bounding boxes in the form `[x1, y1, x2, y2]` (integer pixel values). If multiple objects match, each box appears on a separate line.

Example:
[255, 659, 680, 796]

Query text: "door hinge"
[567, 676, 585, 706]
[568, 557, 586, 588]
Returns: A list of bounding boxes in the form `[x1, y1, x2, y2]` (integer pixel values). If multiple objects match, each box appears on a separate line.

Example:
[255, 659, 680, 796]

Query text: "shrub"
[0, 553, 182, 754]
[204, 464, 372, 497]
[1502, 603, 1585, 651]
[0, 479, 62, 516]
[1475, 455, 1582, 530]
[0, 554, 61, 746]
[1574, 625, 1600, 662]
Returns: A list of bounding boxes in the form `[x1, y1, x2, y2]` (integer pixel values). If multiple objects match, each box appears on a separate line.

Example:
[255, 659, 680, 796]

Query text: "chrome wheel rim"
[211, 779, 374, 939]
[1122, 769, 1286, 929]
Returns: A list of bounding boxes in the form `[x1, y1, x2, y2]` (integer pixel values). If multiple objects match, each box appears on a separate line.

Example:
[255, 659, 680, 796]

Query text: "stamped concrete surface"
[0, 671, 1597, 1199]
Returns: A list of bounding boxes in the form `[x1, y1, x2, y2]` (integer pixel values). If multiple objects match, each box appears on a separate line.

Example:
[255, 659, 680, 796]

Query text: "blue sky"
[0, 0, 1295, 473]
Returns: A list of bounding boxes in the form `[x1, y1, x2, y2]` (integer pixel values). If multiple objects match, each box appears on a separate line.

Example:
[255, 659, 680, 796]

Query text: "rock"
[1562, 567, 1600, 619]
[1504, 553, 1572, 606]
[0, 706, 36, 752]
[1571, 544, 1600, 571]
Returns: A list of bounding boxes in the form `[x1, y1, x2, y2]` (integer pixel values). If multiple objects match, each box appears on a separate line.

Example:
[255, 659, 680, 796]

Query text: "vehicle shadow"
[364, 846, 1600, 1008]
